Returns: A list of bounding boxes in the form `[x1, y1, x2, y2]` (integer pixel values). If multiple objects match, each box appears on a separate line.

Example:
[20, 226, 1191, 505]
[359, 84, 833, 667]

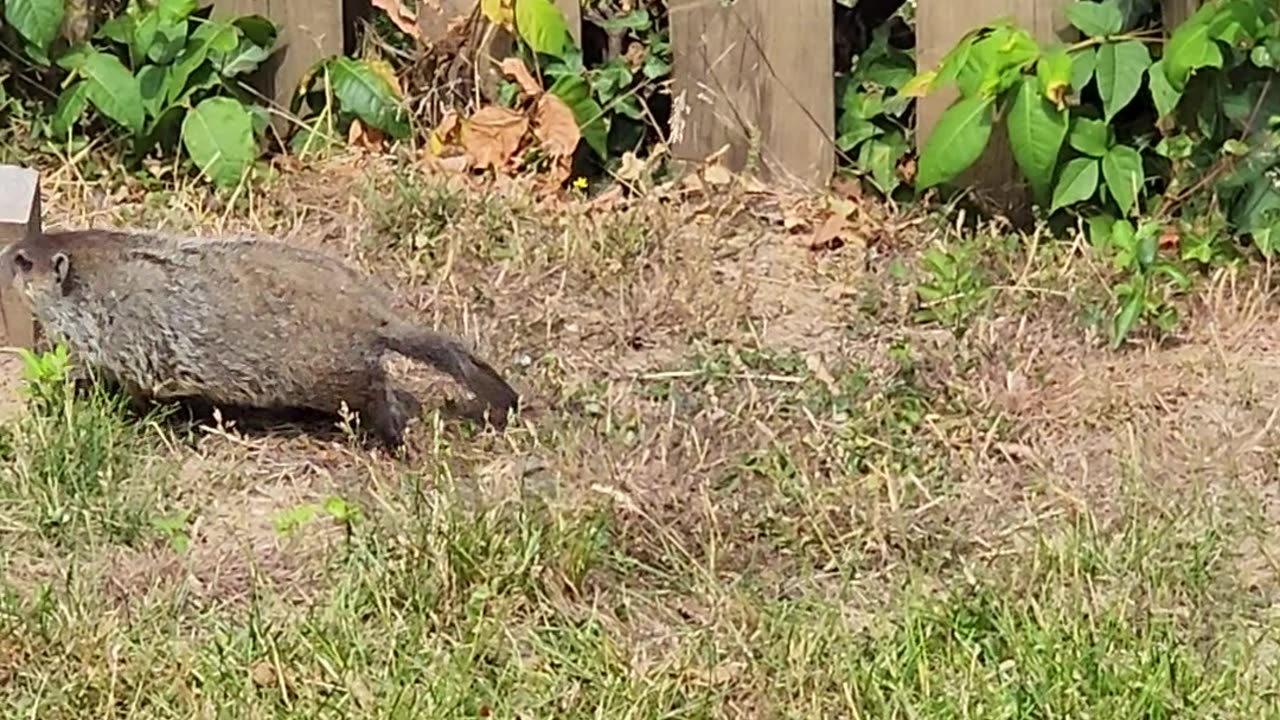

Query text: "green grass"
[1, 156, 1279, 718]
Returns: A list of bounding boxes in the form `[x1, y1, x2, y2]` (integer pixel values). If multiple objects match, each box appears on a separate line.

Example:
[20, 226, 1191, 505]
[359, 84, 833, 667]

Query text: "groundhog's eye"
[11, 250, 32, 274]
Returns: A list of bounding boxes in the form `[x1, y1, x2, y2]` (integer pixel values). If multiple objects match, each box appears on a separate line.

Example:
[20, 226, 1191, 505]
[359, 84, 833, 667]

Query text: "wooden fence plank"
[204, 0, 345, 136]
[0, 165, 40, 350]
[669, 0, 835, 189]
[1162, 0, 1202, 30]
[916, 0, 1075, 219]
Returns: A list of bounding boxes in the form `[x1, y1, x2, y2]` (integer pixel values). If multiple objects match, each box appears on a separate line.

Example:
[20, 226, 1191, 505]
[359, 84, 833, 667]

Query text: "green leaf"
[157, 0, 198, 23]
[232, 15, 279, 48]
[1065, 0, 1124, 37]
[217, 38, 270, 76]
[1007, 75, 1069, 203]
[1146, 59, 1181, 118]
[858, 130, 908, 195]
[4, 0, 65, 60]
[80, 50, 146, 134]
[181, 96, 257, 188]
[1101, 144, 1144, 216]
[148, 20, 189, 65]
[1096, 39, 1151, 121]
[514, 0, 569, 58]
[1086, 213, 1117, 249]
[1050, 157, 1100, 213]
[1163, 4, 1223, 90]
[548, 74, 609, 159]
[137, 64, 169, 119]
[916, 95, 995, 190]
[598, 9, 650, 32]
[1070, 47, 1097, 92]
[1112, 290, 1144, 347]
[326, 57, 411, 139]
[836, 114, 882, 152]
[1036, 46, 1073, 104]
[50, 81, 90, 137]
[132, 10, 161, 67]
[1069, 117, 1110, 157]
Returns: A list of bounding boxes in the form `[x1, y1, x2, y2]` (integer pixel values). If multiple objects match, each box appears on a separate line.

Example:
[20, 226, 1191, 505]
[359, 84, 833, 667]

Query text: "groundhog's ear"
[10, 249, 32, 274]
[52, 252, 70, 284]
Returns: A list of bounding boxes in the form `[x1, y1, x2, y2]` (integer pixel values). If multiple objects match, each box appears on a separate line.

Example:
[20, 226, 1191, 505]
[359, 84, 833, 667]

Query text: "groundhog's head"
[0, 238, 71, 305]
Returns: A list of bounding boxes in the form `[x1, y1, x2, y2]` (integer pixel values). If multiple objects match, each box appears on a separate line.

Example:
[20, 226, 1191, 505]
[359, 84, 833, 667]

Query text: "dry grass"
[1, 150, 1280, 716]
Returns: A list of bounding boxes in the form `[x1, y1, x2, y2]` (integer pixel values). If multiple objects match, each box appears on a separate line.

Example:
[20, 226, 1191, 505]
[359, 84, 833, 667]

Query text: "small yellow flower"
[573, 176, 588, 190]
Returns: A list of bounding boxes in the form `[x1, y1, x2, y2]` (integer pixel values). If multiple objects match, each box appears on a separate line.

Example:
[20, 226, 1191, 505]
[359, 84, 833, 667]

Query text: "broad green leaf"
[1086, 213, 1117, 249]
[181, 96, 257, 188]
[50, 81, 89, 137]
[1050, 157, 1099, 213]
[5, 0, 65, 60]
[1096, 39, 1151, 120]
[899, 69, 938, 98]
[97, 15, 134, 45]
[515, 0, 569, 58]
[232, 15, 279, 48]
[1112, 290, 1144, 347]
[916, 95, 995, 190]
[1070, 46, 1097, 92]
[80, 50, 145, 134]
[549, 74, 609, 159]
[836, 114, 882, 152]
[1164, 3, 1223, 90]
[137, 64, 169, 119]
[133, 10, 161, 68]
[1065, 0, 1124, 37]
[1069, 117, 1110, 157]
[191, 18, 242, 53]
[1101, 143, 1144, 216]
[1146, 58, 1181, 118]
[157, 0, 198, 23]
[1036, 46, 1073, 105]
[326, 57, 411, 139]
[217, 38, 270, 76]
[148, 20, 189, 65]
[858, 130, 908, 194]
[598, 9, 650, 32]
[1007, 76, 1069, 203]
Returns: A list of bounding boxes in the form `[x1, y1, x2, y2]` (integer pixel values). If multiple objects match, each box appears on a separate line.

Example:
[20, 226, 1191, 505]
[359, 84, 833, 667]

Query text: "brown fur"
[0, 229, 520, 448]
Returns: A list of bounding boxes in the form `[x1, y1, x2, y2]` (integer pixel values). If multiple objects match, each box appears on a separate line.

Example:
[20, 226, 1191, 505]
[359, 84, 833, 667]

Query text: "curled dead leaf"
[808, 213, 864, 253]
[616, 151, 646, 182]
[500, 57, 543, 98]
[702, 163, 733, 186]
[624, 41, 647, 70]
[371, 0, 420, 39]
[533, 93, 580, 158]
[347, 118, 385, 150]
[462, 106, 529, 171]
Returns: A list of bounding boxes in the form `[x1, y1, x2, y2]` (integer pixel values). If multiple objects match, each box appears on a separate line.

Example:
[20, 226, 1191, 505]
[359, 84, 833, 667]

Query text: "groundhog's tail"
[381, 325, 520, 426]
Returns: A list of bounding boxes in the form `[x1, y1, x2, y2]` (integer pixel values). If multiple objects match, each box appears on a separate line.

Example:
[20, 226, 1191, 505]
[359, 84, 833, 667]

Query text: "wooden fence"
[217, 0, 1204, 208]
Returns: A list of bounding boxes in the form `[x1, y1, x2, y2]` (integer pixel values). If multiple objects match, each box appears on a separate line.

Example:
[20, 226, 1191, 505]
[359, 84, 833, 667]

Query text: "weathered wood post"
[668, 0, 835, 190]
[1162, 0, 1202, 30]
[916, 0, 1077, 221]
[203, 0, 347, 136]
[0, 165, 39, 350]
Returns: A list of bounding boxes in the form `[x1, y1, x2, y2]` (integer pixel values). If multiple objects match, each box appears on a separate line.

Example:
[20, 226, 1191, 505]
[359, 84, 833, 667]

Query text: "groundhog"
[0, 228, 520, 449]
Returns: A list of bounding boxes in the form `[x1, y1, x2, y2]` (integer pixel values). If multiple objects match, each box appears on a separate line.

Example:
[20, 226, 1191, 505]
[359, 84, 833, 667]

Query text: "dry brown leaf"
[809, 213, 863, 253]
[533, 93, 580, 158]
[624, 41, 647, 70]
[462, 106, 529, 170]
[703, 163, 733, 186]
[347, 118, 385, 150]
[616, 151, 646, 182]
[371, 0, 420, 39]
[500, 57, 543, 98]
